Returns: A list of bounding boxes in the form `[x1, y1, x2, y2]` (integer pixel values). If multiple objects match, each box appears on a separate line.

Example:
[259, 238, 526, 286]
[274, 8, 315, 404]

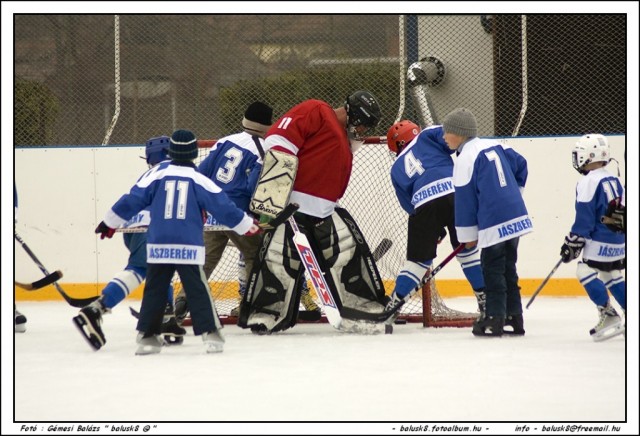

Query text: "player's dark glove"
[95, 221, 116, 240]
[560, 233, 585, 263]
[437, 228, 447, 244]
[601, 198, 625, 233]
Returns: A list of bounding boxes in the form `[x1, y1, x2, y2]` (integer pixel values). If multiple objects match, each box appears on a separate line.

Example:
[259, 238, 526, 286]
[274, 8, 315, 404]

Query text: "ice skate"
[174, 296, 189, 325]
[15, 308, 27, 333]
[203, 329, 225, 353]
[135, 332, 163, 355]
[590, 303, 624, 342]
[504, 314, 525, 335]
[73, 298, 108, 350]
[162, 316, 186, 345]
[472, 314, 504, 337]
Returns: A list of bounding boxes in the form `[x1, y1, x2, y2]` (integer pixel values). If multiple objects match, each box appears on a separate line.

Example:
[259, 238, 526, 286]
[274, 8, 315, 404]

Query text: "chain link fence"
[15, 14, 626, 146]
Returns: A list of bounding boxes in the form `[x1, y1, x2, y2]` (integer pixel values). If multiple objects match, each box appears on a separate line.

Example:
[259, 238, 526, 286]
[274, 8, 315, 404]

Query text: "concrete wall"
[13, 136, 626, 289]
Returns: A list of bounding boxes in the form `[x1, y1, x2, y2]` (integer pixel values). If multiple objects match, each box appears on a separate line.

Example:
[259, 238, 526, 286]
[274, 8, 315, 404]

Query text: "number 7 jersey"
[453, 138, 532, 248]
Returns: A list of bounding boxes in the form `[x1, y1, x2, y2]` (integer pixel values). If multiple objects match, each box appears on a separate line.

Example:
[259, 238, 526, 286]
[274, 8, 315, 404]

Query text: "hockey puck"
[385, 324, 393, 334]
[394, 318, 407, 325]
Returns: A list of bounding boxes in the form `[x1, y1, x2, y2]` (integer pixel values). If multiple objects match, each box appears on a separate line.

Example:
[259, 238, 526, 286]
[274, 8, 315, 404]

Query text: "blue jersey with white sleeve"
[390, 125, 455, 214]
[103, 161, 253, 265]
[571, 167, 625, 263]
[198, 132, 263, 213]
[453, 137, 531, 248]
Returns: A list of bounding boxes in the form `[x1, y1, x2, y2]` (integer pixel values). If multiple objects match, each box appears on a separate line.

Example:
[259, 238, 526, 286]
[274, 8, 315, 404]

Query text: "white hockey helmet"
[572, 134, 610, 175]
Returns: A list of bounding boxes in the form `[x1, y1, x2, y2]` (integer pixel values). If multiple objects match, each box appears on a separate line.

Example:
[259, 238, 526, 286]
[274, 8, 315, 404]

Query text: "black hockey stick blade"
[372, 238, 393, 262]
[15, 232, 98, 308]
[526, 258, 563, 309]
[297, 310, 322, 322]
[15, 270, 63, 291]
[261, 203, 300, 230]
[129, 306, 141, 319]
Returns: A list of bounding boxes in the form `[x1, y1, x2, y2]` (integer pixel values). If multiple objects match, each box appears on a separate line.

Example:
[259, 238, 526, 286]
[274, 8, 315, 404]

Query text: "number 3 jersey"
[571, 167, 625, 263]
[453, 137, 531, 248]
[103, 161, 253, 265]
[390, 125, 456, 214]
[198, 131, 263, 213]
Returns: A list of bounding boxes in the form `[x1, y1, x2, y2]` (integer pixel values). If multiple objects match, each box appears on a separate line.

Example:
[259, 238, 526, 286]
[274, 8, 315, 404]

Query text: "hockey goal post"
[177, 137, 476, 327]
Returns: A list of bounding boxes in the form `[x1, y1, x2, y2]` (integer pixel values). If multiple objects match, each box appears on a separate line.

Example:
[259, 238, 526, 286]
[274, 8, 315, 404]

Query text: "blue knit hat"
[169, 129, 198, 161]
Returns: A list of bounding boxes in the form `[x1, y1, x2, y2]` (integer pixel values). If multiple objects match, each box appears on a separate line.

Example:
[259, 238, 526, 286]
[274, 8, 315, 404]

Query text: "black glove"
[601, 198, 625, 233]
[560, 233, 585, 263]
[95, 221, 116, 240]
[437, 228, 447, 244]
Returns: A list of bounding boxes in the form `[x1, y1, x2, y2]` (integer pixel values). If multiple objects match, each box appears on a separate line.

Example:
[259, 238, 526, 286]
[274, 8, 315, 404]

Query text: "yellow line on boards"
[14, 278, 586, 302]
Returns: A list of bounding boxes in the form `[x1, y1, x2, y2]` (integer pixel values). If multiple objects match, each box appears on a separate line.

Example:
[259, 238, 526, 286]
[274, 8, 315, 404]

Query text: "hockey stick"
[288, 216, 343, 329]
[383, 243, 466, 324]
[15, 270, 63, 291]
[526, 258, 563, 309]
[296, 238, 393, 322]
[288, 217, 392, 334]
[372, 238, 393, 262]
[116, 202, 300, 234]
[14, 232, 98, 308]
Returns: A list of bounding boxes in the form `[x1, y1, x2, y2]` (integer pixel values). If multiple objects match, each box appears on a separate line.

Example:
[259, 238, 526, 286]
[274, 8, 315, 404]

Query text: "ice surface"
[5, 297, 637, 434]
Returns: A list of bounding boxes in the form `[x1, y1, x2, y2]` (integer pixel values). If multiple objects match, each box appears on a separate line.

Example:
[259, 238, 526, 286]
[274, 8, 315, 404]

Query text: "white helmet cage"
[572, 134, 610, 174]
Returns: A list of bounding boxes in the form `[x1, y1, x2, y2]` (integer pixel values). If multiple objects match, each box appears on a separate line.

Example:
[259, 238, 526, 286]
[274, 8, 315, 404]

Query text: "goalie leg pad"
[239, 225, 305, 332]
[250, 149, 298, 218]
[311, 208, 387, 317]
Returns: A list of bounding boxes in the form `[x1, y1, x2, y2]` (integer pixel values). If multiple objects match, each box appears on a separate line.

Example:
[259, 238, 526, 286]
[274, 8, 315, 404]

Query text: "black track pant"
[137, 263, 220, 335]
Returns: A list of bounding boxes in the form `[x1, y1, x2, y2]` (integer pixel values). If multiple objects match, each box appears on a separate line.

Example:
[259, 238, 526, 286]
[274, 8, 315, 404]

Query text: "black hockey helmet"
[345, 90, 381, 129]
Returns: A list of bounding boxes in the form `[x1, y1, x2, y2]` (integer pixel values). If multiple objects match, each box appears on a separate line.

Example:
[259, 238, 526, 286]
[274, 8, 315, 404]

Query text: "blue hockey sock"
[392, 260, 431, 299]
[101, 267, 145, 309]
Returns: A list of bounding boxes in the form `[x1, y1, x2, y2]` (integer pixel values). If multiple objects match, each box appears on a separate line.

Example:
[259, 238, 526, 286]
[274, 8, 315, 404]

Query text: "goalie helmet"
[345, 90, 381, 133]
[572, 134, 610, 175]
[144, 135, 170, 166]
[386, 120, 420, 155]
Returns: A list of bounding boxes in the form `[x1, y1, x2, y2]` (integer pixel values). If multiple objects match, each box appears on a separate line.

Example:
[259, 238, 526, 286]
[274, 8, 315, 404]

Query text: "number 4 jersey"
[453, 137, 531, 248]
[390, 125, 457, 214]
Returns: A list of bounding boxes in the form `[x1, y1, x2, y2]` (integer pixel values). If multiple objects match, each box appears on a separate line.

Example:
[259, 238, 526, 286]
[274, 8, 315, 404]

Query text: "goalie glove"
[601, 198, 625, 233]
[95, 221, 116, 240]
[560, 233, 585, 263]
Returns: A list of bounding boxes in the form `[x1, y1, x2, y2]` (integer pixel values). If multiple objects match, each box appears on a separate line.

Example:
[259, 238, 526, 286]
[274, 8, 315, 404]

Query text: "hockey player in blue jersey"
[443, 108, 531, 337]
[384, 120, 486, 319]
[94, 129, 262, 355]
[174, 102, 271, 322]
[559, 134, 625, 341]
[73, 136, 185, 350]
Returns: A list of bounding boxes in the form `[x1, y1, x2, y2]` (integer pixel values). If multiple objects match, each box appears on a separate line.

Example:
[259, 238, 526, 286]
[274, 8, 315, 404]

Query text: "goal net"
[177, 140, 477, 327]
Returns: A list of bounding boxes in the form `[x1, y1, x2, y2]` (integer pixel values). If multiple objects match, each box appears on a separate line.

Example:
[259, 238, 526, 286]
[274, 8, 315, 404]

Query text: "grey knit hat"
[242, 101, 273, 136]
[169, 129, 198, 161]
[442, 108, 477, 138]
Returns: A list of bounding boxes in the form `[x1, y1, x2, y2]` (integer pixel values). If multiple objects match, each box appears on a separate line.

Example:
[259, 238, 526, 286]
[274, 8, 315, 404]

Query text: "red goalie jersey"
[263, 99, 353, 218]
